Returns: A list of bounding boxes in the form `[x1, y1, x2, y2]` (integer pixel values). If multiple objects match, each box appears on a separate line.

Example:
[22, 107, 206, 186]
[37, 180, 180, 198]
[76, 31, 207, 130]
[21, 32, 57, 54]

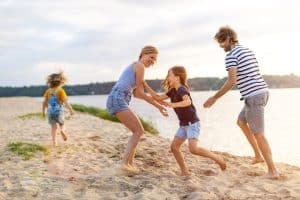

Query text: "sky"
[1, 0, 300, 86]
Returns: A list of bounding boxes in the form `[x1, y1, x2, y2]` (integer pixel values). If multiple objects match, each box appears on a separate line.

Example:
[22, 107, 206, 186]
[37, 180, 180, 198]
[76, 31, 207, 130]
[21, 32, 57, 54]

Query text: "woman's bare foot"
[120, 164, 140, 174]
[61, 131, 68, 141]
[251, 157, 264, 164]
[179, 170, 191, 177]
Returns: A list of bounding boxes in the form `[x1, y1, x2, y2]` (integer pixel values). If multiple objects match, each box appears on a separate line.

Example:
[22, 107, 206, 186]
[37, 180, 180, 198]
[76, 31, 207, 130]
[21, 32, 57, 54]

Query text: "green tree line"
[0, 74, 299, 97]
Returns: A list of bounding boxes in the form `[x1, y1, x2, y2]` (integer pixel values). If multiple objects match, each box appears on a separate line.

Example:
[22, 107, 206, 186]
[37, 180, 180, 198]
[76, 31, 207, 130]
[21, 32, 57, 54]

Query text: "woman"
[106, 45, 168, 173]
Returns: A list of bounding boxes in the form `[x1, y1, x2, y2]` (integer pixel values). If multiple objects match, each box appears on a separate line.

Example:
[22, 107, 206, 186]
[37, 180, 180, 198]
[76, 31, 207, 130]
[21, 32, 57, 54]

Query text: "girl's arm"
[133, 63, 168, 116]
[167, 94, 191, 108]
[143, 81, 169, 101]
[63, 100, 74, 115]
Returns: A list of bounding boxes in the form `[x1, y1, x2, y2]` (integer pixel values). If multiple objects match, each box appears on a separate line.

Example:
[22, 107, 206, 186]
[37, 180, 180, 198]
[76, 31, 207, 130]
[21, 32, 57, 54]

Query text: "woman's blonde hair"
[139, 45, 159, 60]
[162, 66, 189, 91]
[214, 26, 239, 44]
[47, 71, 67, 88]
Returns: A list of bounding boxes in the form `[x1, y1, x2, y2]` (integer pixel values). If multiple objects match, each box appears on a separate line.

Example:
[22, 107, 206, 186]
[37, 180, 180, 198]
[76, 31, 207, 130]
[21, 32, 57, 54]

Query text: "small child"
[144, 66, 226, 176]
[42, 71, 74, 147]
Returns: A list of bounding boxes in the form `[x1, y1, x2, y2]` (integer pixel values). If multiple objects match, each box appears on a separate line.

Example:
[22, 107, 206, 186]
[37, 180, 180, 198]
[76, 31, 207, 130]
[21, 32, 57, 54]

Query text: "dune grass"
[8, 142, 48, 160]
[72, 104, 159, 135]
[18, 112, 43, 119]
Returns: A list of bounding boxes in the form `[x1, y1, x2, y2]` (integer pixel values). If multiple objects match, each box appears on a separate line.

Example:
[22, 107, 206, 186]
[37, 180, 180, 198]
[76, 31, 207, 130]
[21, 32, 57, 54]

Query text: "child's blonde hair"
[47, 71, 67, 88]
[162, 66, 189, 91]
[138, 45, 159, 60]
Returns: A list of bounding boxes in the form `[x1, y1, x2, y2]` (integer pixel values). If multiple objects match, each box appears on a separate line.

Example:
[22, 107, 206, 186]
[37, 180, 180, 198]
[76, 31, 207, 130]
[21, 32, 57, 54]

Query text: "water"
[39, 88, 300, 166]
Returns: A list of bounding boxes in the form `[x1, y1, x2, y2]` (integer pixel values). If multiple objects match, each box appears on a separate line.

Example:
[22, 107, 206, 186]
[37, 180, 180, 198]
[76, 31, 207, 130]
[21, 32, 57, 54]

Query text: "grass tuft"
[8, 142, 47, 160]
[72, 104, 159, 135]
[18, 113, 43, 119]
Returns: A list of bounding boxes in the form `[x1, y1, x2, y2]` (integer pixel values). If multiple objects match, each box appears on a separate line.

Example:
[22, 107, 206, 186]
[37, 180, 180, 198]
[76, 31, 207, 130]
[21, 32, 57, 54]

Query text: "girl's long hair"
[162, 66, 189, 91]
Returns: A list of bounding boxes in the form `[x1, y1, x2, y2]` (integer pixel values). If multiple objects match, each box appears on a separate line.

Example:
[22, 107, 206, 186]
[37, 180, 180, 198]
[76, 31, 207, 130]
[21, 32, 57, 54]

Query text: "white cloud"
[0, 0, 300, 86]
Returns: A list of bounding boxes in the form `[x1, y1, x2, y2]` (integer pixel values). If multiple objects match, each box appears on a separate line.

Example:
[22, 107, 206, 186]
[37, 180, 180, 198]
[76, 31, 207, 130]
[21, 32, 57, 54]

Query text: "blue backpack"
[47, 88, 62, 115]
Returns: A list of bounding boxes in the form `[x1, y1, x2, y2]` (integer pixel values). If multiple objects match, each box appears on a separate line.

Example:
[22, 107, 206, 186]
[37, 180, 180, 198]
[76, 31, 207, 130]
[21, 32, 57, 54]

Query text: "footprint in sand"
[202, 169, 218, 176]
[245, 171, 264, 177]
[88, 135, 101, 141]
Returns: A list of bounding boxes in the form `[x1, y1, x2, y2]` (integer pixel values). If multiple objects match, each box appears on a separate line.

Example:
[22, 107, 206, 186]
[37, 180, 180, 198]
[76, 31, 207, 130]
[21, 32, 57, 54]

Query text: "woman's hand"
[165, 101, 174, 108]
[158, 105, 168, 117]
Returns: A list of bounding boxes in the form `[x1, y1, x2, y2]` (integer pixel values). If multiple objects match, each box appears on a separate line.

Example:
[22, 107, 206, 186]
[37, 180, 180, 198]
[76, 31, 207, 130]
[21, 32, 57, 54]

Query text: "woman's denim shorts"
[106, 86, 132, 115]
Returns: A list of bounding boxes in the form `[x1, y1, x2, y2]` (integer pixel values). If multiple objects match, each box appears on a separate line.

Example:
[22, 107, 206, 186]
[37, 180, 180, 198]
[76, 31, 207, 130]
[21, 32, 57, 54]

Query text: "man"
[203, 26, 279, 179]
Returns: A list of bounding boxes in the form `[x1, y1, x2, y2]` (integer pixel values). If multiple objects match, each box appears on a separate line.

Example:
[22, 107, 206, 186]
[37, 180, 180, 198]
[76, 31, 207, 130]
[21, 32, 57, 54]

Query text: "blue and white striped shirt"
[225, 44, 268, 98]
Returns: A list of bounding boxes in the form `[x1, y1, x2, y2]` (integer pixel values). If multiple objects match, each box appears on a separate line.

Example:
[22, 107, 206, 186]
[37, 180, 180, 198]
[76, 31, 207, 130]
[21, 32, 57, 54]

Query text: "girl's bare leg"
[171, 137, 190, 176]
[188, 139, 226, 170]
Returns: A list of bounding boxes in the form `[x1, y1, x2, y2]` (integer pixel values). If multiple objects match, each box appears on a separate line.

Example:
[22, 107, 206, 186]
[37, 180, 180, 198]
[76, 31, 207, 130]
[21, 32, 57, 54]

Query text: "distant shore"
[1, 74, 300, 97]
[0, 97, 299, 199]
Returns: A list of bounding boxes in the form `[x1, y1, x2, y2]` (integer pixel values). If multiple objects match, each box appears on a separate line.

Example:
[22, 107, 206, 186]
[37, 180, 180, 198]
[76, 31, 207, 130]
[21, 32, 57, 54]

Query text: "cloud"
[0, 0, 300, 86]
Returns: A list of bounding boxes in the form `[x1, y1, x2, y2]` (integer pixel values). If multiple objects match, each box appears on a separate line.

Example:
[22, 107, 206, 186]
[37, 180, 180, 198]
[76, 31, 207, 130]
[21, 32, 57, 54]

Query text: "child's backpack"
[47, 88, 62, 115]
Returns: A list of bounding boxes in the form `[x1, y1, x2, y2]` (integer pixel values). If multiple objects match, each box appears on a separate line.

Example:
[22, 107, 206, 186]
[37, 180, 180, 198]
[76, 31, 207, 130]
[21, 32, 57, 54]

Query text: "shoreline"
[0, 97, 299, 199]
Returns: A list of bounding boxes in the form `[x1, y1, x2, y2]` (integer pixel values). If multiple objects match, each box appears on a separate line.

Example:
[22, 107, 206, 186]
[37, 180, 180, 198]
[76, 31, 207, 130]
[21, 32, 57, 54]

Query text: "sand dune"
[0, 97, 299, 200]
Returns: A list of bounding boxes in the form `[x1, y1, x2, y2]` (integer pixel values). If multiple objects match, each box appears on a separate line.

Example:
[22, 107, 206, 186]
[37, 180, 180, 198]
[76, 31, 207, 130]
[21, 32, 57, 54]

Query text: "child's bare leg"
[171, 137, 190, 176]
[59, 124, 68, 141]
[51, 124, 58, 147]
[237, 120, 264, 164]
[188, 139, 226, 170]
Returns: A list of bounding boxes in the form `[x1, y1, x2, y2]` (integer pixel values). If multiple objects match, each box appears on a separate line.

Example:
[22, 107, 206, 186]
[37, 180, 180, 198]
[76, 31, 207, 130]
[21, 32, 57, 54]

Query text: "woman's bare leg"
[116, 109, 144, 170]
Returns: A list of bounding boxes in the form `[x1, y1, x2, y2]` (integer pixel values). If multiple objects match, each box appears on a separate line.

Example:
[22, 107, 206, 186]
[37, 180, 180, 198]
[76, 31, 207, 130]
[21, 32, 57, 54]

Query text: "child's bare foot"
[61, 131, 68, 141]
[216, 156, 227, 170]
[251, 157, 264, 164]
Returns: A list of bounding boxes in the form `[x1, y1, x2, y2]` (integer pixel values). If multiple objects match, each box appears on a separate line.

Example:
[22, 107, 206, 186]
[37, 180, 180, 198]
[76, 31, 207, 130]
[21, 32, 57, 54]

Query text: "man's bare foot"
[61, 131, 68, 141]
[264, 171, 284, 180]
[251, 157, 264, 164]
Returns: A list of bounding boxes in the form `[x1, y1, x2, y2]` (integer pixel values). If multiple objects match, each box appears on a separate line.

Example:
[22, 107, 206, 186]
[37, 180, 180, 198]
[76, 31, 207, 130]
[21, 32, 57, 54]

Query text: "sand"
[0, 97, 299, 200]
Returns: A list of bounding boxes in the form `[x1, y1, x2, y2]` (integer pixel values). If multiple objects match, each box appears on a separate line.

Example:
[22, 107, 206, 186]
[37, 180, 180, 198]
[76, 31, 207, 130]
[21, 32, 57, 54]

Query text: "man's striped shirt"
[225, 44, 268, 98]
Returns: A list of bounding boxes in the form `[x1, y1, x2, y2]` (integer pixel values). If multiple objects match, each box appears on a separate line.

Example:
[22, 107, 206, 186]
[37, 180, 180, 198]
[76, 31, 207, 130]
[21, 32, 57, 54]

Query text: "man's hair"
[214, 26, 238, 44]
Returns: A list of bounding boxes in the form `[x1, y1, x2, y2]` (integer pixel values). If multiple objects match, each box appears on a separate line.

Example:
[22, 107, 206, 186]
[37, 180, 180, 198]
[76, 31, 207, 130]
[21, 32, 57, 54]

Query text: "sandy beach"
[0, 97, 299, 200]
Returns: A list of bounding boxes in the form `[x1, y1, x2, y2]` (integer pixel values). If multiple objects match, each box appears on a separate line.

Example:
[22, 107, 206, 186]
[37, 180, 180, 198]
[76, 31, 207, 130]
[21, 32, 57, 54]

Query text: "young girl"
[144, 66, 226, 176]
[106, 45, 168, 173]
[42, 71, 74, 147]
